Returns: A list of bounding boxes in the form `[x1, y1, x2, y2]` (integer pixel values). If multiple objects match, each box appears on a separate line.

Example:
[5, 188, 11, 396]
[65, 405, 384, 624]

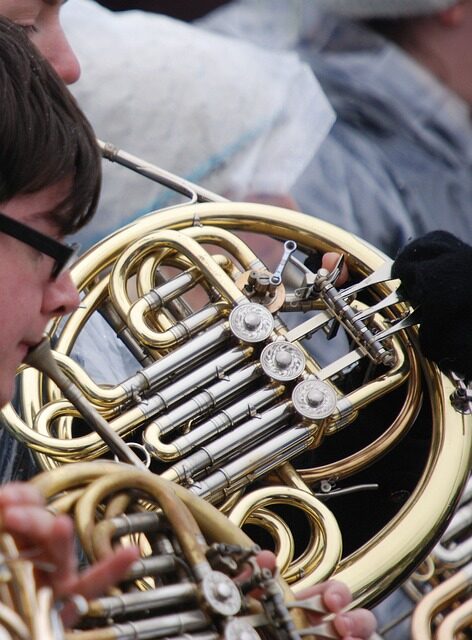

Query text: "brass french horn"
[0, 534, 61, 640]
[0, 459, 332, 640]
[28, 460, 323, 640]
[407, 476, 472, 639]
[2, 142, 471, 611]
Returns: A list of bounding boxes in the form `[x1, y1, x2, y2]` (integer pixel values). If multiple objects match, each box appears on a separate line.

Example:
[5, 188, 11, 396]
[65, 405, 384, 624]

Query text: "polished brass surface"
[0, 459, 335, 640]
[0, 534, 61, 639]
[30, 461, 323, 640]
[411, 562, 472, 640]
[3, 151, 472, 611]
[402, 476, 472, 639]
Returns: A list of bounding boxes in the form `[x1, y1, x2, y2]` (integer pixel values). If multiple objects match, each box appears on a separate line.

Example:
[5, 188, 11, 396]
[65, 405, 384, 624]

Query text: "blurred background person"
[201, 0, 472, 258]
[60, 0, 334, 249]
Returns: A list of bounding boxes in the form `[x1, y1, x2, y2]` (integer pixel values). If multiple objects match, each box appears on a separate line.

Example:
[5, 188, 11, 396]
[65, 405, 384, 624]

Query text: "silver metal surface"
[292, 380, 337, 420]
[229, 303, 274, 343]
[260, 342, 306, 381]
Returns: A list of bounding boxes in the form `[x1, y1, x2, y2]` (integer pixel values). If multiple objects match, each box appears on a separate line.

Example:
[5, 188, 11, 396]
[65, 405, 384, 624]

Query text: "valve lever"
[271, 241, 298, 286]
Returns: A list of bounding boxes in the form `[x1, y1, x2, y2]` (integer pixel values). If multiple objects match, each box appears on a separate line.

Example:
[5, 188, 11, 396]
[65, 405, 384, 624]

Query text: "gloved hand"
[392, 230, 472, 378]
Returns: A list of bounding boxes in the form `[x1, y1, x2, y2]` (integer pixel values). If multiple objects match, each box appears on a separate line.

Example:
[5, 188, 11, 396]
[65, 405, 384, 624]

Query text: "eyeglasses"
[0, 212, 80, 280]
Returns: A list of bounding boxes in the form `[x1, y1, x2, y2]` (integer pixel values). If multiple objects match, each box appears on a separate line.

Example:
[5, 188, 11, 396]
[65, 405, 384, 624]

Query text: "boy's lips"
[19, 339, 43, 361]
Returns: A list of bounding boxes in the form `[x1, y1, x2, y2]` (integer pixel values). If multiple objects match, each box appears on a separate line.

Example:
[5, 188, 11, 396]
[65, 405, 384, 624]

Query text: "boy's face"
[0, 180, 80, 406]
[0, 0, 80, 84]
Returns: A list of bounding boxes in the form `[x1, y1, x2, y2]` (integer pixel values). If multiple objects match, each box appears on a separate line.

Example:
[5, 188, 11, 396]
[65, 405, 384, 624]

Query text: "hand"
[0, 482, 139, 627]
[322, 252, 349, 286]
[256, 550, 377, 640]
[297, 581, 377, 640]
[245, 193, 350, 287]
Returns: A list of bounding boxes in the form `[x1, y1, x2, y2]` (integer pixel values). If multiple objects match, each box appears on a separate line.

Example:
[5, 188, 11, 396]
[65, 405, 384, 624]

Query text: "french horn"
[0, 460, 333, 640]
[0, 534, 61, 640]
[408, 475, 472, 639]
[2, 142, 471, 613]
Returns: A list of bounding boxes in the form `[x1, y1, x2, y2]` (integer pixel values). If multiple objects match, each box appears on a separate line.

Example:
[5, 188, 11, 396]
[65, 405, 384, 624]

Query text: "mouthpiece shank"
[24, 339, 147, 469]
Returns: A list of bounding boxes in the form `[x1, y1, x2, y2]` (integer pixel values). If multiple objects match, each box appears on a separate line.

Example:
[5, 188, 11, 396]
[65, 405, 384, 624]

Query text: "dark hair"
[364, 17, 418, 48]
[0, 17, 101, 235]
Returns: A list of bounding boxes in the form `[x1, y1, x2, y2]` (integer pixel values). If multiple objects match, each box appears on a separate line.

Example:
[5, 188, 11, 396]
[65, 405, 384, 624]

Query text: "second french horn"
[30, 461, 320, 640]
[2, 143, 471, 611]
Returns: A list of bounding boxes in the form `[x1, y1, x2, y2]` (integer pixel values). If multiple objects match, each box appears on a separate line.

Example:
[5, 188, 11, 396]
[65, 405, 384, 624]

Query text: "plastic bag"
[63, 0, 334, 247]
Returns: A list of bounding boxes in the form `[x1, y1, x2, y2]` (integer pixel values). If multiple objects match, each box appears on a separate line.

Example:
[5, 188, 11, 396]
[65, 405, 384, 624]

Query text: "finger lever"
[271, 240, 297, 286]
[326, 254, 345, 285]
[286, 595, 327, 615]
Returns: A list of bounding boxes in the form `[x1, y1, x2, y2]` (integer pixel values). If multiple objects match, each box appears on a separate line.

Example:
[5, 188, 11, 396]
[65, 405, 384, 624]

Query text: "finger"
[255, 550, 277, 573]
[42, 516, 77, 584]
[1, 504, 60, 541]
[64, 546, 140, 601]
[321, 252, 349, 285]
[59, 546, 139, 628]
[0, 483, 45, 508]
[333, 609, 377, 640]
[296, 579, 352, 613]
[1, 507, 78, 586]
[321, 580, 352, 613]
[231, 549, 278, 603]
[234, 549, 277, 584]
[294, 580, 353, 626]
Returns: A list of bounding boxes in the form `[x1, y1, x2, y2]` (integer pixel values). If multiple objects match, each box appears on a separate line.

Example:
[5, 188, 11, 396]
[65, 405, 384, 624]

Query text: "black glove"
[392, 230, 472, 378]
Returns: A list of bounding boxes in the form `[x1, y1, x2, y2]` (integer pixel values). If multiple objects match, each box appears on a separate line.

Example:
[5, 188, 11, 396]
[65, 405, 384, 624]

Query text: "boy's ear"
[437, 2, 466, 27]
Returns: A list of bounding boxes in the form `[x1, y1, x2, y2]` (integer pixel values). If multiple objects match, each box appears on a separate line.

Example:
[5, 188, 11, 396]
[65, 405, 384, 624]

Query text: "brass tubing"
[98, 139, 226, 204]
[110, 229, 247, 346]
[31, 460, 311, 636]
[191, 419, 319, 503]
[0, 536, 59, 640]
[29, 461, 256, 559]
[51, 320, 234, 409]
[244, 508, 294, 575]
[168, 402, 294, 492]
[85, 584, 199, 618]
[300, 339, 421, 482]
[410, 562, 472, 640]
[156, 382, 286, 472]
[74, 470, 210, 567]
[0, 601, 30, 640]
[65, 609, 211, 640]
[435, 596, 472, 640]
[275, 465, 334, 582]
[136, 253, 238, 315]
[24, 340, 146, 469]
[17, 343, 253, 461]
[229, 486, 342, 589]
[143, 363, 264, 461]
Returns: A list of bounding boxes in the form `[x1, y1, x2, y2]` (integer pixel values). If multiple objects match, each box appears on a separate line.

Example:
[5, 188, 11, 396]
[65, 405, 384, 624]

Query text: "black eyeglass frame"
[0, 212, 80, 279]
